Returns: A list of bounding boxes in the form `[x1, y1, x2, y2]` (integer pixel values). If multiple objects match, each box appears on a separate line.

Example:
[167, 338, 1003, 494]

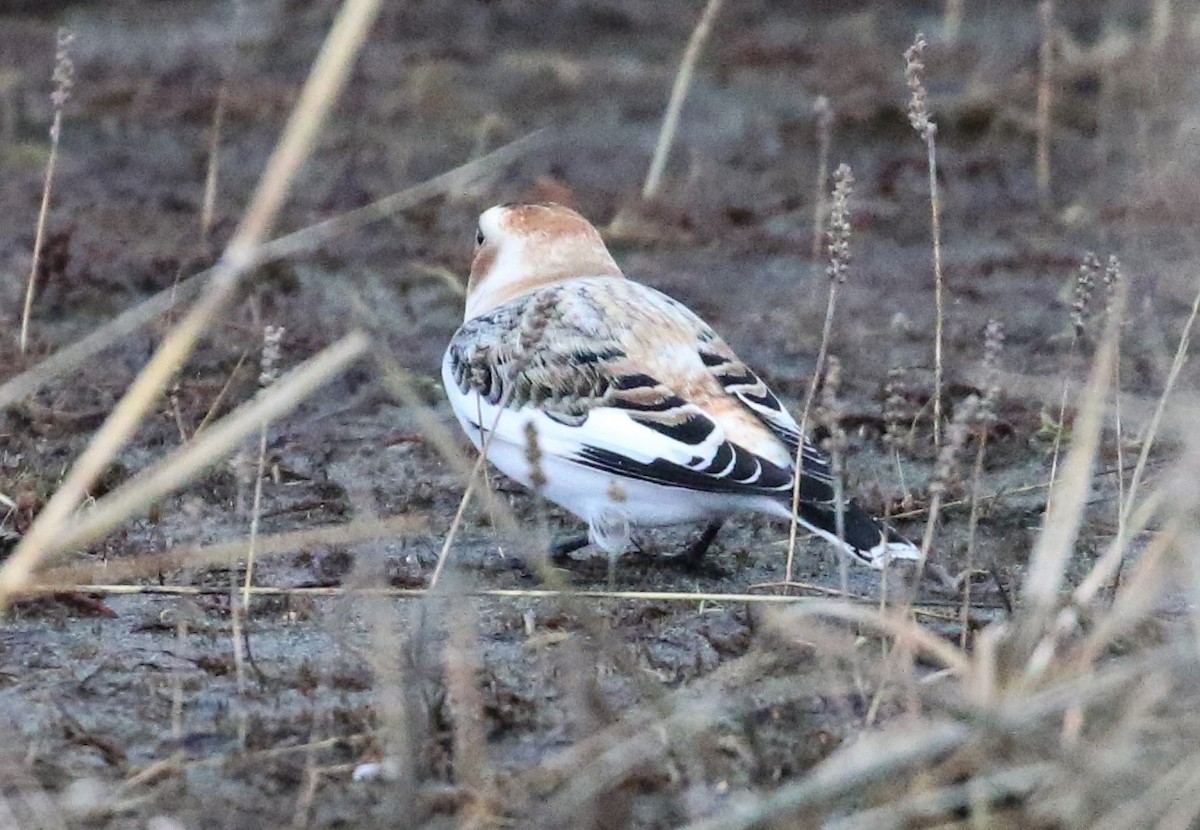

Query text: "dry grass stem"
[1104, 258, 1126, 551]
[905, 33, 945, 449]
[1074, 487, 1163, 605]
[786, 163, 853, 586]
[917, 395, 979, 574]
[810, 96, 833, 261]
[683, 722, 970, 830]
[45, 331, 369, 561]
[1036, 0, 1055, 210]
[1076, 516, 1180, 667]
[824, 764, 1053, 830]
[201, 82, 227, 244]
[817, 356, 851, 599]
[1119, 260, 1200, 546]
[32, 512, 429, 591]
[19, 27, 74, 354]
[242, 325, 283, 608]
[641, 0, 725, 200]
[0, 0, 379, 608]
[444, 603, 495, 807]
[20, 583, 965, 621]
[1024, 268, 1128, 615]
[0, 131, 547, 409]
[1048, 253, 1100, 496]
[766, 601, 971, 675]
[227, 0, 381, 252]
[963, 321, 1004, 644]
[428, 447, 492, 590]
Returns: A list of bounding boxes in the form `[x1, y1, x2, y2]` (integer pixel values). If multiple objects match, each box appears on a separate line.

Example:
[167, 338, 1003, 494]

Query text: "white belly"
[441, 353, 784, 552]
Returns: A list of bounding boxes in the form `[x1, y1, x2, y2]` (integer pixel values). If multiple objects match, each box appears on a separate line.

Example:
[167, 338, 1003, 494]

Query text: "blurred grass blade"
[32, 512, 428, 591]
[48, 331, 370, 559]
[1024, 272, 1128, 615]
[0, 130, 546, 410]
[0, 0, 380, 609]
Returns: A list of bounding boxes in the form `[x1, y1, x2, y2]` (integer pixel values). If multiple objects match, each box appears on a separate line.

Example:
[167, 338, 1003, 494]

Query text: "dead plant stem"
[641, 0, 724, 199]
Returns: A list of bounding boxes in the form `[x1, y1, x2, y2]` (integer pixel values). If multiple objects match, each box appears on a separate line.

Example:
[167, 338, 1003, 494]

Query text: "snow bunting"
[442, 203, 919, 569]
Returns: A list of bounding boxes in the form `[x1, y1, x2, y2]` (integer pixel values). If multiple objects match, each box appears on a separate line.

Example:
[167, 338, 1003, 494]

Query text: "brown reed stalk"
[882, 366, 914, 502]
[19, 28, 74, 354]
[905, 33, 945, 450]
[33, 513, 426, 591]
[522, 420, 562, 584]
[641, 0, 725, 200]
[786, 163, 853, 587]
[0, 0, 381, 609]
[428, 445, 494, 590]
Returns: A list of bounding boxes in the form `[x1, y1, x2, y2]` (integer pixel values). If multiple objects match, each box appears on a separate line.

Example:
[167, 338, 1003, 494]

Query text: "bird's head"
[463, 203, 623, 320]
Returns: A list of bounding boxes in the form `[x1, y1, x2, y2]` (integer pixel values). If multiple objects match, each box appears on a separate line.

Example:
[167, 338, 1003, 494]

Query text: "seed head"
[826, 164, 854, 284]
[904, 33, 937, 142]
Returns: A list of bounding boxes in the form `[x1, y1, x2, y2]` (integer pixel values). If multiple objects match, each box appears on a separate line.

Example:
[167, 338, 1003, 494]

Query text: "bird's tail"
[795, 498, 920, 570]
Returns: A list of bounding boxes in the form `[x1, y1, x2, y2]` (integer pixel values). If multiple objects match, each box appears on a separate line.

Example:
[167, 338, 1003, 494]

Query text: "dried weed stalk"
[642, 0, 725, 199]
[905, 32, 946, 450]
[962, 320, 1004, 645]
[817, 356, 849, 599]
[1103, 257, 1126, 551]
[19, 27, 74, 354]
[1048, 252, 1100, 498]
[810, 96, 834, 261]
[243, 325, 284, 607]
[1025, 260, 1128, 617]
[786, 163, 853, 587]
[917, 394, 979, 583]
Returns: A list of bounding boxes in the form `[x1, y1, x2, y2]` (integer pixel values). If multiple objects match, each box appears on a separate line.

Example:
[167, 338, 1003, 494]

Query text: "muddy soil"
[1, 1, 1198, 827]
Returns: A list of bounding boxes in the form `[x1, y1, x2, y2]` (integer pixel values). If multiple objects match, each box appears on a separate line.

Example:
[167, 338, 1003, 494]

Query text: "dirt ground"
[1, 1, 1199, 827]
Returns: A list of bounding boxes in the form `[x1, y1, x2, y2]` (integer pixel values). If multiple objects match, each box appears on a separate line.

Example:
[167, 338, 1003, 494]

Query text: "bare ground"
[1, 1, 1199, 827]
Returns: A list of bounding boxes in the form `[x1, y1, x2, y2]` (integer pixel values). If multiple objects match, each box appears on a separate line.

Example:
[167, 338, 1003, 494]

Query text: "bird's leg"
[674, 519, 725, 569]
[548, 531, 590, 563]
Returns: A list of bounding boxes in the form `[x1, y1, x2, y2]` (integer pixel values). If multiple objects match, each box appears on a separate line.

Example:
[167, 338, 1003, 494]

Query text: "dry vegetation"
[2, 0, 1200, 827]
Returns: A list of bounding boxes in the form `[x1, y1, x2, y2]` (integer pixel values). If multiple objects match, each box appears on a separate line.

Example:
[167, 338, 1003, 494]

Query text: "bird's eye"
[475, 228, 485, 246]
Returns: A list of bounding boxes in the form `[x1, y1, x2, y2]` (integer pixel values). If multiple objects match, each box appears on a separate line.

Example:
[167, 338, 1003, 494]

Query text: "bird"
[441, 202, 920, 570]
